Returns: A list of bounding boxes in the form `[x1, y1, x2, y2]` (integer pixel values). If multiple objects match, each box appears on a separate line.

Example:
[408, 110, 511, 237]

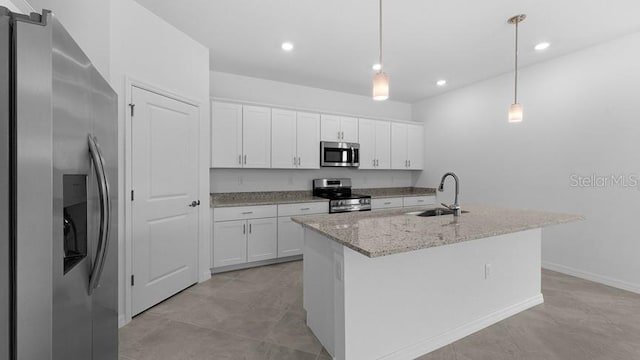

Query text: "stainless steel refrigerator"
[1, 7, 118, 360]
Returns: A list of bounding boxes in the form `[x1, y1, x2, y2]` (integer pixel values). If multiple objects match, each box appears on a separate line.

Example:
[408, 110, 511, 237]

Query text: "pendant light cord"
[379, 0, 383, 74]
[514, 18, 519, 104]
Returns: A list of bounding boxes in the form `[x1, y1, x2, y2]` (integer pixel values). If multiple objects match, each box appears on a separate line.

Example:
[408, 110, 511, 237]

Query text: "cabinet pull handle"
[293, 156, 296, 166]
[298, 157, 301, 166]
[373, 159, 376, 166]
[417, 200, 424, 203]
[408, 160, 411, 168]
[249, 223, 252, 233]
[238, 155, 242, 164]
[337, 131, 341, 140]
[244, 155, 247, 164]
[243, 224, 246, 234]
[300, 207, 310, 211]
[241, 211, 253, 215]
[384, 202, 391, 205]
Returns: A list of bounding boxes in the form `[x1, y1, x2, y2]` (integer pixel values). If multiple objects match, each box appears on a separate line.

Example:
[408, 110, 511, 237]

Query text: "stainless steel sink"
[406, 208, 470, 217]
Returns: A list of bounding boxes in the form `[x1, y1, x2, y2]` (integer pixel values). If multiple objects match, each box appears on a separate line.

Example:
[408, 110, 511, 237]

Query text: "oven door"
[321, 142, 359, 167]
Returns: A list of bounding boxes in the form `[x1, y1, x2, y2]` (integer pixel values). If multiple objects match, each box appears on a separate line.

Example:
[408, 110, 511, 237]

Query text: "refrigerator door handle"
[88, 134, 111, 295]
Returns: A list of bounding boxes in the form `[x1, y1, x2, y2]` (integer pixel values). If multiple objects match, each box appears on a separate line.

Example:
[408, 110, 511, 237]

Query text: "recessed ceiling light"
[534, 42, 550, 51]
[281, 42, 294, 51]
[436, 80, 447, 86]
[372, 63, 382, 71]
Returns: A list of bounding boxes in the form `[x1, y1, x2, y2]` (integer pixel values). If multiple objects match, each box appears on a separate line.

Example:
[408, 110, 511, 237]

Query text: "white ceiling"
[134, 0, 640, 103]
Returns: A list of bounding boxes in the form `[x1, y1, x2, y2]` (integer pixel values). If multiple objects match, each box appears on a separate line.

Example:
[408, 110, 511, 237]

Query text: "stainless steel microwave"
[320, 141, 360, 167]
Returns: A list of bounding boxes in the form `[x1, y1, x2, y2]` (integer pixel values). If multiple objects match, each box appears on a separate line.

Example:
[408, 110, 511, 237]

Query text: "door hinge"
[129, 103, 135, 117]
[131, 190, 134, 201]
[131, 275, 135, 286]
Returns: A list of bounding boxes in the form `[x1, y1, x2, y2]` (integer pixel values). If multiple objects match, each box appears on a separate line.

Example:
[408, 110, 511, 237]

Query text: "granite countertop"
[352, 187, 436, 198]
[210, 187, 437, 208]
[292, 204, 583, 258]
[210, 191, 328, 208]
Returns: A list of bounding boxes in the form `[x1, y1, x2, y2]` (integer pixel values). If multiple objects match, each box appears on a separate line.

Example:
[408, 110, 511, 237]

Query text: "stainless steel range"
[313, 178, 371, 213]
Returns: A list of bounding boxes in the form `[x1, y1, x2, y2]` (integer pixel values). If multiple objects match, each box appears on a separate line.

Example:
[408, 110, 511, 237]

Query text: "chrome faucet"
[438, 172, 461, 216]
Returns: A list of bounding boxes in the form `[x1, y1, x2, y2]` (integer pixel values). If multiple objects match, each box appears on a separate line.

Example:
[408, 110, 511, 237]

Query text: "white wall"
[211, 169, 415, 193]
[210, 71, 419, 193]
[413, 32, 640, 293]
[110, 0, 211, 324]
[27, 0, 110, 79]
[211, 71, 412, 121]
[0, 0, 20, 12]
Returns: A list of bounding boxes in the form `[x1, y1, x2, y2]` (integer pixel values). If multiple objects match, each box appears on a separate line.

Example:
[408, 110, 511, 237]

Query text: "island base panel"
[303, 228, 543, 360]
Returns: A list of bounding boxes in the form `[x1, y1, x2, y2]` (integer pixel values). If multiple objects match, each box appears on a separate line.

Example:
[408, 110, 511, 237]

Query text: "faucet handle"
[441, 202, 452, 210]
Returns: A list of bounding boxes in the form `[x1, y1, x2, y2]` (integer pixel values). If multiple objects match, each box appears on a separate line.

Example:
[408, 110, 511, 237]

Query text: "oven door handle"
[88, 134, 111, 295]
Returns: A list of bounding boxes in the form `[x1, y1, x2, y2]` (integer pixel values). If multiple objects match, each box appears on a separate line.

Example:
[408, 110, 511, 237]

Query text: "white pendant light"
[508, 14, 526, 123]
[373, 0, 389, 101]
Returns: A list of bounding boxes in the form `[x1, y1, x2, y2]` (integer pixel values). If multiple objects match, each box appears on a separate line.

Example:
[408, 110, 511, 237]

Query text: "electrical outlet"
[335, 260, 343, 281]
[484, 263, 492, 279]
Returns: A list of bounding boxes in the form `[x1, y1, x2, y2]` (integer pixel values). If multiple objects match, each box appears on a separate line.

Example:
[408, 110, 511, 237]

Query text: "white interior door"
[131, 86, 199, 315]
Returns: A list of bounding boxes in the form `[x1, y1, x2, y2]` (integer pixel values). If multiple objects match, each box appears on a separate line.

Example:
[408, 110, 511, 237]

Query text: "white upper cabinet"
[211, 102, 242, 168]
[211, 102, 271, 168]
[321, 114, 358, 143]
[242, 105, 271, 168]
[391, 122, 424, 170]
[358, 118, 391, 170]
[296, 112, 320, 169]
[407, 124, 424, 170]
[271, 109, 298, 168]
[271, 110, 320, 169]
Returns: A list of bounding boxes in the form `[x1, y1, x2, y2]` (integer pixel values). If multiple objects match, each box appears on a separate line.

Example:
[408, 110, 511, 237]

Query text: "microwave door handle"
[88, 135, 111, 295]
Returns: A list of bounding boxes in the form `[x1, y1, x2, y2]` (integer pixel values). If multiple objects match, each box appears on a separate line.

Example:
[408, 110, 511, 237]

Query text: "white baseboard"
[542, 261, 640, 295]
[118, 314, 127, 329]
[380, 294, 544, 360]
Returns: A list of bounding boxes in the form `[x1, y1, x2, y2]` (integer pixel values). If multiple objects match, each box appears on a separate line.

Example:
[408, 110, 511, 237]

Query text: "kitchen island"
[292, 205, 581, 360]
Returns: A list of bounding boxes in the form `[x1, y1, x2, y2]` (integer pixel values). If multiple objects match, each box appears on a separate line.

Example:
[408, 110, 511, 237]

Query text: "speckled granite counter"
[292, 204, 582, 257]
[210, 187, 436, 208]
[210, 191, 328, 207]
[352, 186, 436, 198]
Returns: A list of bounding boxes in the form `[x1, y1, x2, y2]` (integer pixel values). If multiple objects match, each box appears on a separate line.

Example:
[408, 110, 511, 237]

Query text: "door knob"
[189, 200, 201, 207]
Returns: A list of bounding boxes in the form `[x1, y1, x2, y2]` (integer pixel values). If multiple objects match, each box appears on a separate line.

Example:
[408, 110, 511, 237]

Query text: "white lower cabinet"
[372, 195, 436, 211]
[277, 201, 329, 258]
[247, 217, 278, 262]
[213, 220, 247, 267]
[277, 217, 304, 257]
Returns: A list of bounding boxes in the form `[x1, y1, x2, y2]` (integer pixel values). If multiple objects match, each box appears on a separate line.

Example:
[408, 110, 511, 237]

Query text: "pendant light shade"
[508, 14, 526, 123]
[508, 103, 523, 123]
[373, 72, 389, 101]
[373, 0, 389, 100]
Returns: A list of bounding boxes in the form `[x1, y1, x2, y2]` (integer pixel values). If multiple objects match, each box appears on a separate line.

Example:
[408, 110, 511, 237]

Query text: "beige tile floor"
[120, 262, 640, 360]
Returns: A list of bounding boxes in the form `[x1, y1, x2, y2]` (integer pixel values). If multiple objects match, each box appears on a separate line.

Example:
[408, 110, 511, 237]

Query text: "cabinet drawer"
[403, 196, 436, 207]
[278, 202, 328, 217]
[371, 197, 403, 210]
[214, 205, 277, 222]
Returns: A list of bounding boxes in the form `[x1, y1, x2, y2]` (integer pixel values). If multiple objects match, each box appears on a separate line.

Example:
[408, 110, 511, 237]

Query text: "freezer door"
[14, 10, 55, 360]
[0, 7, 12, 360]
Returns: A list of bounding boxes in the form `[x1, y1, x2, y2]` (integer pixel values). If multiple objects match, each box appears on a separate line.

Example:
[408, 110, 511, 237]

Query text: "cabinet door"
[296, 112, 320, 169]
[211, 102, 242, 168]
[391, 122, 408, 169]
[374, 120, 391, 169]
[358, 119, 376, 169]
[242, 105, 271, 168]
[247, 218, 277, 262]
[320, 114, 341, 142]
[277, 217, 304, 257]
[213, 220, 247, 268]
[407, 124, 424, 170]
[340, 116, 359, 143]
[271, 109, 297, 169]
